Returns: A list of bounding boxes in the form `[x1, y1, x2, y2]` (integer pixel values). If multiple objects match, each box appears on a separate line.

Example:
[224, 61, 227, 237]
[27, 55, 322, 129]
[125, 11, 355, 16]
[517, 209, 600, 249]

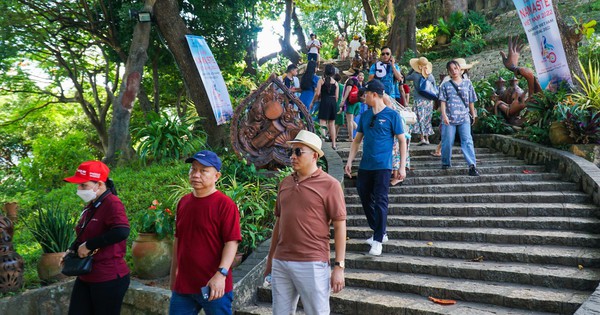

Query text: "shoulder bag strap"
[70, 190, 111, 249]
[449, 80, 469, 108]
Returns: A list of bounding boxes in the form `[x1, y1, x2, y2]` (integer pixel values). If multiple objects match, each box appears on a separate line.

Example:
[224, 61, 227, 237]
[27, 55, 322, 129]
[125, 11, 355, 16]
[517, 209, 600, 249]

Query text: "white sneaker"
[369, 241, 383, 256]
[365, 234, 389, 245]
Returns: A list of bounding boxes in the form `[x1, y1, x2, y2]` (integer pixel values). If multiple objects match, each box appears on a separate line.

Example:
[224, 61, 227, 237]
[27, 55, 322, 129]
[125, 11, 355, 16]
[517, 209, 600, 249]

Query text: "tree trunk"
[361, 0, 378, 26]
[280, 0, 301, 64]
[292, 9, 307, 54]
[104, 0, 155, 166]
[552, 1, 584, 83]
[386, 0, 416, 59]
[154, 0, 226, 148]
[443, 0, 468, 19]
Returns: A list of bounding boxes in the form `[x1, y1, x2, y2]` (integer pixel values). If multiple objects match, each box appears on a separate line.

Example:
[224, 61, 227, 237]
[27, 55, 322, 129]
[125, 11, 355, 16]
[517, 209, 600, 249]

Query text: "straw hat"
[286, 130, 324, 157]
[453, 58, 479, 70]
[409, 57, 432, 77]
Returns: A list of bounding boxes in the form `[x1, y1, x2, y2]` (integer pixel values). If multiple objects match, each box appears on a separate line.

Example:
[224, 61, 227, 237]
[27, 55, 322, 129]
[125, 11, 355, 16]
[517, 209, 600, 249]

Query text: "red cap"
[64, 161, 110, 183]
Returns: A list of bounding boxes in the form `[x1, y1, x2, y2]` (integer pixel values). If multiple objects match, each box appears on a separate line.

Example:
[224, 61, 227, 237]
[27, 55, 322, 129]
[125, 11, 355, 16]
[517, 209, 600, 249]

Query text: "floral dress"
[406, 72, 436, 136]
[391, 102, 411, 170]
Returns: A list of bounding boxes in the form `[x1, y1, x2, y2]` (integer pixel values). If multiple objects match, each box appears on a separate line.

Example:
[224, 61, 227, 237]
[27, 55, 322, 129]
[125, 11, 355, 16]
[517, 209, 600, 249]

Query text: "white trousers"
[271, 259, 331, 315]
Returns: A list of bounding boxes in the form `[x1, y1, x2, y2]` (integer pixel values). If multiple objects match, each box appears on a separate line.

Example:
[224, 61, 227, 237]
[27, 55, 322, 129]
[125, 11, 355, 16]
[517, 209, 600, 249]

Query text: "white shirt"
[307, 40, 321, 54]
[349, 40, 361, 58]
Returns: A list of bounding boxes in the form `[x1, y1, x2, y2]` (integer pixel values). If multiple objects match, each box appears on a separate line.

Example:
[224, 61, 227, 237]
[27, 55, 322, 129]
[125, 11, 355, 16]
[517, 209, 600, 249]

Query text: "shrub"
[132, 111, 207, 164]
[416, 25, 438, 52]
[19, 131, 98, 191]
[365, 22, 389, 48]
[24, 199, 77, 253]
[572, 60, 600, 111]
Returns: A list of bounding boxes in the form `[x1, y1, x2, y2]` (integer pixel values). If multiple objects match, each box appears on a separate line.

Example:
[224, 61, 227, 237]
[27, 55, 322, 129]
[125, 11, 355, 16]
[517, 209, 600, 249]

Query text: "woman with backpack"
[406, 56, 437, 145]
[340, 70, 364, 141]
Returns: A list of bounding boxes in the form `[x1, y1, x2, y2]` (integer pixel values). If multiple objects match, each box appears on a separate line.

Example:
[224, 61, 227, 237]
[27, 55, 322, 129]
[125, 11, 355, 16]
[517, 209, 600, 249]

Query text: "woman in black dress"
[312, 64, 339, 149]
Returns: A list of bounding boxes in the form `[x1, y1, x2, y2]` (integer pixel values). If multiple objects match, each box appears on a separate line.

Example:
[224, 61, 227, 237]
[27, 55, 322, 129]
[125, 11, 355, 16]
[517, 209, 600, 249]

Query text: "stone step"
[340, 269, 589, 313]
[408, 152, 509, 161]
[250, 286, 555, 315]
[385, 172, 562, 186]
[340, 251, 600, 291]
[336, 146, 498, 158]
[344, 215, 600, 232]
[349, 159, 525, 169]
[344, 181, 579, 195]
[345, 226, 600, 247]
[235, 302, 344, 315]
[344, 191, 591, 204]
[342, 239, 600, 266]
[344, 165, 549, 179]
[345, 203, 599, 217]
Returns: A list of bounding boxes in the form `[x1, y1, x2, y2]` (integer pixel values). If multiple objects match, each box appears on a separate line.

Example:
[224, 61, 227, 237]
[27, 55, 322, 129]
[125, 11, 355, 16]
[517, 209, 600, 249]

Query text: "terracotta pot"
[0, 214, 24, 293]
[232, 252, 244, 269]
[549, 121, 575, 146]
[436, 34, 448, 45]
[37, 252, 67, 283]
[131, 233, 173, 279]
[3, 202, 18, 223]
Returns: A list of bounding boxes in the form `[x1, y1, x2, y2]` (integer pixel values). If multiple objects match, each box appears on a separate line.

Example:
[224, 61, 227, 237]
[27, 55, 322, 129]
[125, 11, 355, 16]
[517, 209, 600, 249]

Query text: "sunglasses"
[289, 147, 311, 156]
[369, 115, 378, 128]
[381, 52, 391, 56]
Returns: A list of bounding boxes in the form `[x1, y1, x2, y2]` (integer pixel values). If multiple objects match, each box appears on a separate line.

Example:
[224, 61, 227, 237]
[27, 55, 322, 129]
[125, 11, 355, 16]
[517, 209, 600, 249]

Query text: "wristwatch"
[334, 261, 345, 269]
[218, 267, 228, 276]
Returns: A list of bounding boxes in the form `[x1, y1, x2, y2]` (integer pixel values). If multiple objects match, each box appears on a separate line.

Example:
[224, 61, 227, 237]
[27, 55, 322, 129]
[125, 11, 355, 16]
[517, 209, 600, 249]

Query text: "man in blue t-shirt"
[344, 80, 407, 256]
[368, 46, 403, 103]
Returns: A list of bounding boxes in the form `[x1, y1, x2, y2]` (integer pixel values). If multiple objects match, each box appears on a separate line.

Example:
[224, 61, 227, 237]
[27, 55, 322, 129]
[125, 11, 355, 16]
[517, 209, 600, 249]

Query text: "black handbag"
[61, 252, 94, 276]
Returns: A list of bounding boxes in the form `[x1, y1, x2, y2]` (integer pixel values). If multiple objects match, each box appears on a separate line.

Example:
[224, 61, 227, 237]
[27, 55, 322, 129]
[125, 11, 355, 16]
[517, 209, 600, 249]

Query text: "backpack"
[348, 85, 359, 104]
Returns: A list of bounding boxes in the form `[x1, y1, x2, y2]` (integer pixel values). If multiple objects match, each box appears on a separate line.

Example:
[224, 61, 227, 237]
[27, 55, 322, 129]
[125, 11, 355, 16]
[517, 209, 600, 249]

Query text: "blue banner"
[512, 0, 572, 90]
[185, 35, 233, 125]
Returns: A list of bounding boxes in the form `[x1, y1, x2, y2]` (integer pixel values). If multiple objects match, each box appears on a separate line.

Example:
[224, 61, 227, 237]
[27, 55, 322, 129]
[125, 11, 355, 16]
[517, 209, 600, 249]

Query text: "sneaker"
[369, 241, 383, 256]
[441, 165, 450, 170]
[365, 234, 389, 245]
[468, 165, 480, 176]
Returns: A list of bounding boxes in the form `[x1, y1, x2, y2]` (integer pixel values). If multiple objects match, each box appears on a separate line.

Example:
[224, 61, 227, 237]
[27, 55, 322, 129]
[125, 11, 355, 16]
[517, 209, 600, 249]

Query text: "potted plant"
[131, 199, 175, 279]
[436, 18, 451, 45]
[25, 200, 76, 283]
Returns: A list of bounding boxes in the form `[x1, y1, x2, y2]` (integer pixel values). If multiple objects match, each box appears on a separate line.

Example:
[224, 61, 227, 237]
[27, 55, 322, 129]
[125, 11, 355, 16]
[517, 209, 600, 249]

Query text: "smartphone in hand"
[201, 286, 210, 300]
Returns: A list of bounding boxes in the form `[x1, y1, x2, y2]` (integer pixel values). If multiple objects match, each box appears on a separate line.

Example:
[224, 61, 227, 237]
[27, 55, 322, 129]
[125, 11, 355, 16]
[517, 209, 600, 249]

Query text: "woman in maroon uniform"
[62, 160, 130, 315]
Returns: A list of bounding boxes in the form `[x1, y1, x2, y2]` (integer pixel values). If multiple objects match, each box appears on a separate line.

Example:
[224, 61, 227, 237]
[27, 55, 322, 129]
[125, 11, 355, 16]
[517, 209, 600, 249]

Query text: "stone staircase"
[236, 139, 600, 314]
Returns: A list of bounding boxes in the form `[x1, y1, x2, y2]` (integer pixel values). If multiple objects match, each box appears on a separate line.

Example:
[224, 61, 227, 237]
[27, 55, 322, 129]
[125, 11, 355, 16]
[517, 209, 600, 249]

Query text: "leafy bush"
[132, 111, 207, 164]
[515, 123, 550, 145]
[579, 34, 600, 67]
[572, 60, 600, 111]
[416, 25, 438, 52]
[365, 22, 389, 48]
[564, 108, 600, 144]
[19, 131, 98, 191]
[526, 84, 571, 128]
[24, 199, 76, 253]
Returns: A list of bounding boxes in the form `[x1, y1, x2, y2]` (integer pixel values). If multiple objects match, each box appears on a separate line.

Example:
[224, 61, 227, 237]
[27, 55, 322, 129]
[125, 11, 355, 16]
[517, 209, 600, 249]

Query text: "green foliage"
[416, 25, 438, 52]
[564, 108, 600, 144]
[365, 22, 389, 48]
[515, 123, 550, 145]
[23, 199, 76, 253]
[579, 34, 600, 66]
[136, 199, 175, 240]
[572, 60, 600, 110]
[19, 131, 98, 191]
[470, 79, 514, 135]
[592, 0, 600, 11]
[436, 11, 491, 56]
[437, 17, 451, 36]
[133, 112, 207, 164]
[526, 84, 571, 128]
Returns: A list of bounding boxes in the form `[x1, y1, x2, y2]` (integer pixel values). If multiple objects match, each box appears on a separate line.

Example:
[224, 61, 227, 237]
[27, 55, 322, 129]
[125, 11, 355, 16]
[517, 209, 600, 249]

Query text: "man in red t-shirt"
[169, 150, 241, 315]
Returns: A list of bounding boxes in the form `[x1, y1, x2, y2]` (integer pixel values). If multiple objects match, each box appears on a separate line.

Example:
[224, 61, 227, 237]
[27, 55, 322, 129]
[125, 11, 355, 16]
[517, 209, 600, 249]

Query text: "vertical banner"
[512, 0, 572, 90]
[185, 35, 233, 125]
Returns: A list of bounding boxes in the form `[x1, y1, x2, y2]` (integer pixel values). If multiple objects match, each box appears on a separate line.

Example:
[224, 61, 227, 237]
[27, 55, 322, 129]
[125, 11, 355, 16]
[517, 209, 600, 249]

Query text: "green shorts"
[345, 102, 361, 116]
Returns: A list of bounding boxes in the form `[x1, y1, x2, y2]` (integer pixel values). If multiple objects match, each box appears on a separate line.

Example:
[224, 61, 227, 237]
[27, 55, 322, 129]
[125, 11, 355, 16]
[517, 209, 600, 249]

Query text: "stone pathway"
[236, 139, 600, 314]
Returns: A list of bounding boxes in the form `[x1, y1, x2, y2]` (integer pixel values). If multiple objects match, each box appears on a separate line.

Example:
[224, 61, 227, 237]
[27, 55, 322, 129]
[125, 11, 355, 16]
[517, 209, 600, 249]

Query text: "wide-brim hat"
[410, 57, 433, 77]
[343, 68, 359, 76]
[286, 130, 324, 157]
[454, 58, 479, 70]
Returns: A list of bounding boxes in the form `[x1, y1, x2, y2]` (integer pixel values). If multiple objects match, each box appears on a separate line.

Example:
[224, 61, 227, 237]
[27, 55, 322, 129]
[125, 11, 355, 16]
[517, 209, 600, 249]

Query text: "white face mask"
[77, 184, 98, 203]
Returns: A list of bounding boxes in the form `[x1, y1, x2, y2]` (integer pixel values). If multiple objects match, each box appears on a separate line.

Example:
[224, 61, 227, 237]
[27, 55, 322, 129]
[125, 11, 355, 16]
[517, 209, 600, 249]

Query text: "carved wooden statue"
[231, 73, 315, 168]
[494, 36, 543, 126]
[0, 213, 24, 293]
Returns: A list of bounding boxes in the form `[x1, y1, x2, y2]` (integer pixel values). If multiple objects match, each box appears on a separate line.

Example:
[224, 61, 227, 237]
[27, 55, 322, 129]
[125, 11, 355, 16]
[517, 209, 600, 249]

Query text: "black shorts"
[307, 53, 318, 62]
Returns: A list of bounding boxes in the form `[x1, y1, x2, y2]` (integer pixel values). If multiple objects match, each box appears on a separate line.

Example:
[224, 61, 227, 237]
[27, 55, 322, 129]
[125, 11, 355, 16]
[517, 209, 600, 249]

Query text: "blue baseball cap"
[360, 79, 385, 95]
[185, 150, 222, 171]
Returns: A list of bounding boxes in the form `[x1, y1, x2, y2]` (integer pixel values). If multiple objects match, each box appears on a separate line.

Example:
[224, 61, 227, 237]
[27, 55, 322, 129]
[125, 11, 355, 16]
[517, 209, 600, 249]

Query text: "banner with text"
[185, 35, 233, 125]
[512, 0, 572, 90]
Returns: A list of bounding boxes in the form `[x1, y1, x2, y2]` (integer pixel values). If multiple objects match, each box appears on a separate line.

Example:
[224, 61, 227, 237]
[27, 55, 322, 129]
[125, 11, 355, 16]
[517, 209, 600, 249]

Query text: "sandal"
[430, 151, 441, 157]
[332, 145, 338, 150]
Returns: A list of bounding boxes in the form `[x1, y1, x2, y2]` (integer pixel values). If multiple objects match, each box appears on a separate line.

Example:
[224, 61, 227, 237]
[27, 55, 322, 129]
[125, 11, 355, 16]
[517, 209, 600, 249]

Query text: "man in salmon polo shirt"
[169, 150, 241, 315]
[265, 130, 347, 315]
